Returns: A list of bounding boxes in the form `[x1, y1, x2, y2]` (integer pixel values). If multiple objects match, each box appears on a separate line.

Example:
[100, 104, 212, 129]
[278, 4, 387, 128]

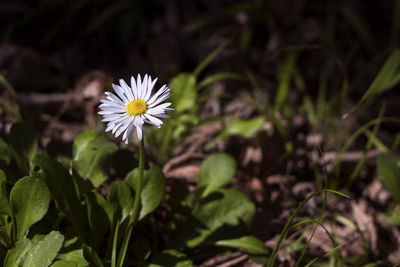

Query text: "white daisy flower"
[98, 74, 174, 144]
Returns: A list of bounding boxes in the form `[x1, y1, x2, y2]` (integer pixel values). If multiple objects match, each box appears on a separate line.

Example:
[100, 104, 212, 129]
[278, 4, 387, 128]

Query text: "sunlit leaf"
[4, 238, 34, 267]
[58, 249, 88, 267]
[169, 73, 197, 113]
[215, 235, 267, 255]
[125, 163, 166, 220]
[170, 188, 255, 249]
[50, 260, 77, 267]
[22, 231, 64, 267]
[10, 176, 50, 240]
[198, 153, 236, 197]
[73, 131, 118, 187]
[216, 117, 265, 144]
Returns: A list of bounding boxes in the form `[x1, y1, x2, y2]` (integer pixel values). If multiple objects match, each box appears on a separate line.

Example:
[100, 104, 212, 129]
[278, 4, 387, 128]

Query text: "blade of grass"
[345, 104, 386, 189]
[197, 72, 244, 89]
[334, 117, 400, 178]
[344, 50, 400, 118]
[193, 40, 231, 77]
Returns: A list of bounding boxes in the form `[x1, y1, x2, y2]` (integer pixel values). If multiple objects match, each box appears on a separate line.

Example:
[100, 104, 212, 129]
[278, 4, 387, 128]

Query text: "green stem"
[117, 138, 145, 267]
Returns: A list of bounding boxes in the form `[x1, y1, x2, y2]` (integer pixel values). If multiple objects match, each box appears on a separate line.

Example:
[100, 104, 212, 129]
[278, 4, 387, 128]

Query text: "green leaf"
[125, 163, 166, 220]
[58, 249, 89, 267]
[149, 250, 193, 267]
[216, 117, 265, 143]
[73, 131, 118, 187]
[23, 231, 64, 267]
[86, 191, 113, 248]
[215, 235, 267, 255]
[198, 153, 236, 197]
[10, 122, 37, 173]
[30, 155, 88, 242]
[0, 170, 11, 216]
[50, 261, 77, 267]
[169, 73, 197, 113]
[0, 138, 9, 164]
[82, 244, 104, 267]
[4, 238, 34, 267]
[10, 176, 50, 240]
[377, 153, 400, 204]
[108, 181, 133, 223]
[170, 189, 255, 249]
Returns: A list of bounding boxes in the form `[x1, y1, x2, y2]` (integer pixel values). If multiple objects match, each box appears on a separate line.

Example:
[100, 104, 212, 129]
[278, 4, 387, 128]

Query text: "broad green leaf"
[30, 155, 88, 242]
[86, 191, 113, 248]
[215, 235, 267, 255]
[10, 122, 37, 173]
[125, 163, 166, 220]
[23, 231, 64, 267]
[0, 138, 9, 164]
[149, 250, 193, 267]
[0, 170, 11, 216]
[4, 238, 34, 267]
[169, 73, 197, 113]
[10, 176, 50, 240]
[73, 131, 118, 187]
[58, 249, 89, 267]
[198, 153, 236, 197]
[82, 244, 104, 267]
[50, 261, 77, 267]
[170, 189, 255, 249]
[216, 117, 264, 143]
[377, 153, 400, 204]
[108, 181, 133, 223]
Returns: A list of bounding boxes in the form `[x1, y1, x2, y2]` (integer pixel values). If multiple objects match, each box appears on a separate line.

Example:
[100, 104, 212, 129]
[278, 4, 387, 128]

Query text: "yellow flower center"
[126, 99, 147, 116]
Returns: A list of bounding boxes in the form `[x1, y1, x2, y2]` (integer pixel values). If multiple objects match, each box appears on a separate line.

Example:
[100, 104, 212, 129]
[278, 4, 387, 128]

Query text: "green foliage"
[10, 122, 37, 174]
[169, 74, 197, 113]
[198, 153, 236, 197]
[149, 250, 193, 267]
[4, 231, 64, 267]
[10, 176, 50, 240]
[125, 163, 166, 220]
[215, 117, 265, 144]
[73, 131, 118, 187]
[377, 153, 400, 204]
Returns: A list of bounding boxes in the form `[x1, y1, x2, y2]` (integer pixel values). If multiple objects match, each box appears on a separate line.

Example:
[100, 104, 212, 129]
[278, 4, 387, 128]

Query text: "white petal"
[119, 79, 134, 101]
[112, 84, 129, 103]
[152, 113, 170, 118]
[115, 117, 134, 138]
[148, 92, 172, 108]
[123, 123, 135, 143]
[147, 85, 168, 105]
[105, 92, 125, 105]
[140, 74, 148, 100]
[144, 114, 163, 125]
[130, 76, 138, 99]
[136, 74, 143, 99]
[143, 77, 157, 102]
